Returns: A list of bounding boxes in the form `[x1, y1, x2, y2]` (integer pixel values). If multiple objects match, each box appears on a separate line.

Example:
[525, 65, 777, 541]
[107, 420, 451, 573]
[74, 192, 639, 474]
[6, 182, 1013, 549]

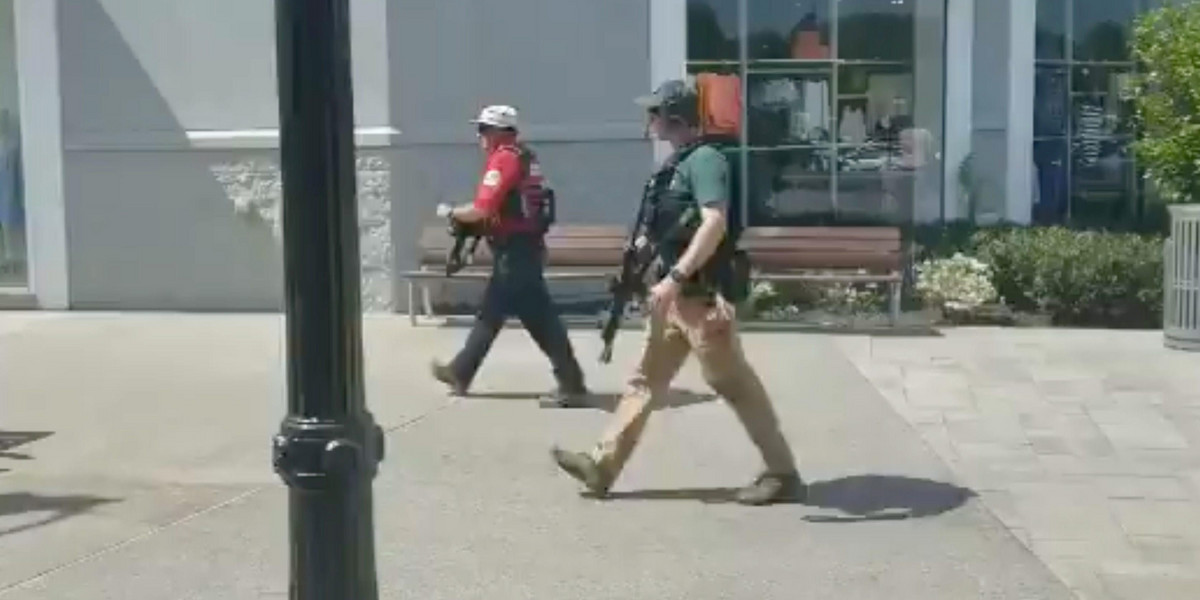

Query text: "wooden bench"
[739, 227, 905, 324]
[400, 224, 905, 325]
[398, 224, 628, 325]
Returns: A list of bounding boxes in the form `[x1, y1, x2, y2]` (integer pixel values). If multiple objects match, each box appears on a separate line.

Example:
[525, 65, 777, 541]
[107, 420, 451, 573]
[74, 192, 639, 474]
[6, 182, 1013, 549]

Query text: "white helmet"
[470, 105, 519, 130]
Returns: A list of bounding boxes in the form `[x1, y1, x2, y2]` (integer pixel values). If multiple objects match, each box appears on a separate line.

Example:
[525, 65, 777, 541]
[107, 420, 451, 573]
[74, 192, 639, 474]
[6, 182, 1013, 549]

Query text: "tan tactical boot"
[735, 472, 808, 506]
[550, 447, 612, 497]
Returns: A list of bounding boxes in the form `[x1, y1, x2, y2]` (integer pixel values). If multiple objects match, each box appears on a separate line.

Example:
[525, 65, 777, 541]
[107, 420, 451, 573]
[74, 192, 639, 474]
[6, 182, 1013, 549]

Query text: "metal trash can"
[1165, 205, 1200, 351]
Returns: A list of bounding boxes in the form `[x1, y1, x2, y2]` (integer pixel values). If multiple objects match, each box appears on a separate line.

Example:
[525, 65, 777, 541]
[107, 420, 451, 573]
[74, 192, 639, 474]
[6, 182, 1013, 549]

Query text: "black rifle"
[598, 205, 700, 364]
[445, 218, 484, 276]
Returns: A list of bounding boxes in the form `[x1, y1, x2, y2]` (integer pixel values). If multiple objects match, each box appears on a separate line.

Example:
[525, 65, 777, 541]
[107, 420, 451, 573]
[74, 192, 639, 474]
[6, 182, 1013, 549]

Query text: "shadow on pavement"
[0, 431, 54, 461]
[599, 475, 975, 521]
[803, 475, 975, 522]
[740, 323, 943, 337]
[466, 388, 718, 412]
[0, 492, 121, 539]
[421, 314, 943, 337]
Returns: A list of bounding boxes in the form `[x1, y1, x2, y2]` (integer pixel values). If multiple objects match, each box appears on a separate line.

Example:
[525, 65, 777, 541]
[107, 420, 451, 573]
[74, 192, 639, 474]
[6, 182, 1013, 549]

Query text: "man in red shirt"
[430, 105, 588, 406]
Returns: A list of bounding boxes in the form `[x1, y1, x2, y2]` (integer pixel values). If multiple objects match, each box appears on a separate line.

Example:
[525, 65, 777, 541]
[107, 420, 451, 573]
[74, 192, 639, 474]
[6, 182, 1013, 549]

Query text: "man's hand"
[437, 203, 488, 224]
[647, 276, 682, 314]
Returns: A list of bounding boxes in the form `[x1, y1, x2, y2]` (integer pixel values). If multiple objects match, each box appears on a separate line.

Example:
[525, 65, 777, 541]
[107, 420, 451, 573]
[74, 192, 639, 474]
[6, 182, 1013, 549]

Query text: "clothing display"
[866, 74, 912, 130]
[838, 105, 867, 144]
[696, 72, 742, 136]
[750, 77, 829, 143]
[1074, 101, 1104, 167]
[797, 80, 829, 141]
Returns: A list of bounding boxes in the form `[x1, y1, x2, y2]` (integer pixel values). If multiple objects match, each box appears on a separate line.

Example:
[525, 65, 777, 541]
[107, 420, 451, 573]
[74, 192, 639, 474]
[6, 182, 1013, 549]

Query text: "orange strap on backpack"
[696, 73, 742, 137]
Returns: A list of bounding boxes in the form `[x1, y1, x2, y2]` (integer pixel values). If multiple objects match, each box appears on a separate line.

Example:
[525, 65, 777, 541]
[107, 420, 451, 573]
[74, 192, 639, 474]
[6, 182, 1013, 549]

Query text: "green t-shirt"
[667, 145, 730, 212]
[657, 144, 731, 295]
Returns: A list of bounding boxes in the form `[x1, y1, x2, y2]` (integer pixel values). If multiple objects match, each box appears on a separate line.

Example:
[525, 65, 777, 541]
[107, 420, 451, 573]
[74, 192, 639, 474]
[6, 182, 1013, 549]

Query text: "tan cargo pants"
[589, 294, 797, 482]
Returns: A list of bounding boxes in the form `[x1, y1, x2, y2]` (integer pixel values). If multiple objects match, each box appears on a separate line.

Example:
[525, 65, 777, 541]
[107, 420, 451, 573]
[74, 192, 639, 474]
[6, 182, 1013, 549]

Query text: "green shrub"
[970, 227, 1165, 328]
[1131, 2, 1200, 205]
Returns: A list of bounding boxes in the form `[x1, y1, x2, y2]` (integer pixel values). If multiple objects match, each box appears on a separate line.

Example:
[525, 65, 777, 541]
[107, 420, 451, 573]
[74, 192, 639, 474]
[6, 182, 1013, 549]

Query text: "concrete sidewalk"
[1, 314, 1070, 598]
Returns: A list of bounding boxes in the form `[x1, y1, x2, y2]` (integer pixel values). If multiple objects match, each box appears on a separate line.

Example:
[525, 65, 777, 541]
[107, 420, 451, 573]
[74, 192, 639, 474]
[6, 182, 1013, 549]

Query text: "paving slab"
[836, 327, 1200, 600]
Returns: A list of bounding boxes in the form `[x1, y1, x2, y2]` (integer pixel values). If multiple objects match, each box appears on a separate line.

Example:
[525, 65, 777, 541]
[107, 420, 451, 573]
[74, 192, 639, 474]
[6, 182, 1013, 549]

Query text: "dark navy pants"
[449, 236, 586, 392]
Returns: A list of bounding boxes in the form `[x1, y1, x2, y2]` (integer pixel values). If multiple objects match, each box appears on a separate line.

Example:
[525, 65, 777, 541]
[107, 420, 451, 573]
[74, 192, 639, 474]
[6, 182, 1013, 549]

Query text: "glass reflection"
[687, 0, 739, 62]
[1073, 0, 1136, 62]
[1071, 138, 1137, 226]
[747, 0, 831, 61]
[1037, 0, 1068, 60]
[838, 0, 914, 62]
[1035, 66, 1069, 138]
[748, 148, 834, 224]
[1033, 140, 1069, 225]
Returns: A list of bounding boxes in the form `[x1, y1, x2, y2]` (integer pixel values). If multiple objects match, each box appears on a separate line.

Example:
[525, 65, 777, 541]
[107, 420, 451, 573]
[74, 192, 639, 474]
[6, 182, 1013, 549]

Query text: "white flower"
[915, 253, 998, 310]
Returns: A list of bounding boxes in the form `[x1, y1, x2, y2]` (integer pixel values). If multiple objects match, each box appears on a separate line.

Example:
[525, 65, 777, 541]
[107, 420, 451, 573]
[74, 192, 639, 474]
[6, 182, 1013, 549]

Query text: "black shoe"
[550, 447, 612, 496]
[430, 360, 467, 396]
[540, 387, 591, 408]
[734, 472, 808, 506]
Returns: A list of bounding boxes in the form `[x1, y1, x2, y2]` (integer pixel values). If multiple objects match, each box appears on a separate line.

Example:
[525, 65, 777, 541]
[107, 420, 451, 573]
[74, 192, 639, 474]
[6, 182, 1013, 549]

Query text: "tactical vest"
[493, 143, 556, 240]
[639, 139, 749, 301]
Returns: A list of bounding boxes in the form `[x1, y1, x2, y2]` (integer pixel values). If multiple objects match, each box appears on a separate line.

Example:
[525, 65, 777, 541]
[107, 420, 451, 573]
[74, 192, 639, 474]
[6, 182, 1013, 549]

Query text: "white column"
[912, 0, 947, 224]
[942, 0, 974, 222]
[14, 0, 68, 308]
[1006, 0, 1036, 225]
[649, 0, 687, 164]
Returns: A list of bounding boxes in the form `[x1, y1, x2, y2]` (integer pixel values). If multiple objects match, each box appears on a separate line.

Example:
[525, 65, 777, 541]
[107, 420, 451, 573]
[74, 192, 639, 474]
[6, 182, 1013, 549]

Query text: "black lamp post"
[270, 0, 385, 598]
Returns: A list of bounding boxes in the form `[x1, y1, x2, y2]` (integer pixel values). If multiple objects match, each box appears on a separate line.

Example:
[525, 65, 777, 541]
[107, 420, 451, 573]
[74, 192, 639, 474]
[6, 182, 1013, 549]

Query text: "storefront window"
[686, 0, 946, 227]
[1033, 0, 1156, 228]
[0, 1, 26, 287]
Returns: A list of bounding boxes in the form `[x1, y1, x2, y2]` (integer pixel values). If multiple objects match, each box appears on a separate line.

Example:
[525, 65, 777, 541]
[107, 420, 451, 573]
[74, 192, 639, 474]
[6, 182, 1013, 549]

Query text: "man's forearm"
[451, 205, 488, 224]
[673, 209, 726, 277]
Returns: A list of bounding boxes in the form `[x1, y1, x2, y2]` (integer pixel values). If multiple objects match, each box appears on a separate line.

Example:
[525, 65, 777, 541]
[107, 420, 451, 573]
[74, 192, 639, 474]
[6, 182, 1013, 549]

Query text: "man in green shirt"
[551, 79, 805, 506]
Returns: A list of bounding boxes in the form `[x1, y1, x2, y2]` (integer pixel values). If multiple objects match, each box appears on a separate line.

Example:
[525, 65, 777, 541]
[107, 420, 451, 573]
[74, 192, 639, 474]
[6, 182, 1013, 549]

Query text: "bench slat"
[740, 240, 901, 252]
[741, 227, 901, 241]
[748, 252, 901, 272]
[415, 224, 904, 272]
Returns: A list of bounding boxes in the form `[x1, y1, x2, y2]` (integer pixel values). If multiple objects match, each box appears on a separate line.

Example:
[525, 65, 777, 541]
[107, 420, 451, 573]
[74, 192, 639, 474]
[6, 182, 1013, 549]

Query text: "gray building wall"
[56, 0, 652, 312]
[385, 0, 652, 310]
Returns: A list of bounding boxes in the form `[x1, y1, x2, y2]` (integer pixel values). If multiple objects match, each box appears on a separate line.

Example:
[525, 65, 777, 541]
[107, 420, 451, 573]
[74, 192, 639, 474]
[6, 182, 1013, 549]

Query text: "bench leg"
[421, 284, 434, 320]
[407, 280, 417, 326]
[888, 280, 901, 326]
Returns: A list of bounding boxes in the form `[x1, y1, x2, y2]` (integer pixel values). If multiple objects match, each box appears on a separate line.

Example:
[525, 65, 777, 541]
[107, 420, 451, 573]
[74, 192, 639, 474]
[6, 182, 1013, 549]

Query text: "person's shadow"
[466, 388, 718, 413]
[598, 474, 975, 521]
[1, 431, 55, 472]
[0, 492, 120, 538]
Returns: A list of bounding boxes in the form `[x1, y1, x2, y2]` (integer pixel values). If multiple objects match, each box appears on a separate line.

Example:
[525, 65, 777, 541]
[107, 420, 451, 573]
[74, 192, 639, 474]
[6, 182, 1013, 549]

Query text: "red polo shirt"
[472, 139, 542, 236]
[472, 145, 523, 217]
